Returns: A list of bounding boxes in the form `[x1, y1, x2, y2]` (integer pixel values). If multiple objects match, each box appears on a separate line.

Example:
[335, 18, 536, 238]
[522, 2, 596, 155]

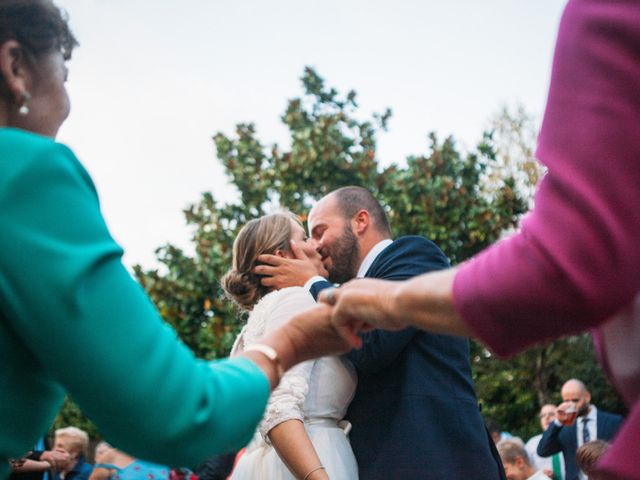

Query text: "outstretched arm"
[322, 269, 469, 349]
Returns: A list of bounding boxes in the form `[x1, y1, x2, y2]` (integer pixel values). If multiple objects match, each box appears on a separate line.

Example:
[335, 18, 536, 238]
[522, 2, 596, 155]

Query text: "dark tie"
[582, 417, 591, 443]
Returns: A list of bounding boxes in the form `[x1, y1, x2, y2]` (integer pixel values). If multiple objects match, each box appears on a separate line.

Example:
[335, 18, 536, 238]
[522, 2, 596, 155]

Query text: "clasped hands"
[10, 449, 72, 473]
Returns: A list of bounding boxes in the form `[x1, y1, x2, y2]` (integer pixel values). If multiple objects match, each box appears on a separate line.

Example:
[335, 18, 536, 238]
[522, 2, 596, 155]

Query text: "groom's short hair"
[333, 186, 392, 237]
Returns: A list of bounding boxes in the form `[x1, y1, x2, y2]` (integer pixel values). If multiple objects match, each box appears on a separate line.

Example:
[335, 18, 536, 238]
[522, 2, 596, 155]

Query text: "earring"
[18, 93, 31, 116]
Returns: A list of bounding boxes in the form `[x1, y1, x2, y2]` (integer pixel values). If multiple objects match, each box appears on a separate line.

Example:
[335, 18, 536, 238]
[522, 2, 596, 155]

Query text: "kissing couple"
[223, 186, 504, 480]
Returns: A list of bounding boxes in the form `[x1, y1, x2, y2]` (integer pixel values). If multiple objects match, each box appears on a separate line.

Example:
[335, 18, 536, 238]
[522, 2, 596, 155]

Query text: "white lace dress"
[230, 287, 358, 480]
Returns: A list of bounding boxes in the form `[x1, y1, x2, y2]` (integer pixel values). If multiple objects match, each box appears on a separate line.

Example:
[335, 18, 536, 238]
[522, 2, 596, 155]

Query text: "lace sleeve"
[257, 287, 317, 443]
[258, 360, 315, 443]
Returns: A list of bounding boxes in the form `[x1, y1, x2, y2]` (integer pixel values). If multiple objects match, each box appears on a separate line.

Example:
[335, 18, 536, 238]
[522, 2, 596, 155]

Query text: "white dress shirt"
[356, 239, 393, 278]
[577, 406, 598, 480]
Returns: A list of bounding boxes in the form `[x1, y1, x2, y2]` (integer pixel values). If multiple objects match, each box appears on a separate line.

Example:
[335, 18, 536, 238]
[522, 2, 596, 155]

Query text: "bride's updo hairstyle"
[222, 211, 302, 311]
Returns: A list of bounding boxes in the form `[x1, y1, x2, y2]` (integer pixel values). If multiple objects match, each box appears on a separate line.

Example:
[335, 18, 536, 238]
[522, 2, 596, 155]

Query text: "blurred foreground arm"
[322, 268, 470, 348]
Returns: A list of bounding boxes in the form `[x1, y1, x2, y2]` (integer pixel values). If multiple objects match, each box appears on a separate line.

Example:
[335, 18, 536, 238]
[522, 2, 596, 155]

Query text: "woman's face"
[286, 220, 329, 278]
[288, 221, 322, 260]
[25, 50, 71, 138]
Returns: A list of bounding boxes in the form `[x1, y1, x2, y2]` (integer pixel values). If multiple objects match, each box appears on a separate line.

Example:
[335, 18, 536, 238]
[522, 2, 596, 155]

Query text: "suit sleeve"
[309, 279, 333, 300]
[0, 143, 270, 467]
[537, 423, 564, 458]
[346, 239, 450, 374]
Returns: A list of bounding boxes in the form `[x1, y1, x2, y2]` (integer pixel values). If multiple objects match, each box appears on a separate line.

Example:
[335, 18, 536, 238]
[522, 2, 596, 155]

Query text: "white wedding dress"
[230, 287, 358, 480]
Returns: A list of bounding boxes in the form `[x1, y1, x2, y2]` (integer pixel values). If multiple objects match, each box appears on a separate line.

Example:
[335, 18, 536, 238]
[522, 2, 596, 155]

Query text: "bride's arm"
[260, 289, 328, 479]
[268, 420, 328, 480]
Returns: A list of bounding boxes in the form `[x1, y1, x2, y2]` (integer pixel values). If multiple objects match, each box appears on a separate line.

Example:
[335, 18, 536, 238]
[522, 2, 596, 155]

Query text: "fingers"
[290, 239, 309, 260]
[260, 275, 277, 287]
[332, 315, 368, 350]
[319, 287, 338, 306]
[256, 254, 285, 267]
[254, 263, 281, 277]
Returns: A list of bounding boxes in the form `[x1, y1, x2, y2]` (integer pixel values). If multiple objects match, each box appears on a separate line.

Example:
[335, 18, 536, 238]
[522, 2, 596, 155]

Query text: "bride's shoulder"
[255, 286, 310, 307]
[251, 287, 313, 318]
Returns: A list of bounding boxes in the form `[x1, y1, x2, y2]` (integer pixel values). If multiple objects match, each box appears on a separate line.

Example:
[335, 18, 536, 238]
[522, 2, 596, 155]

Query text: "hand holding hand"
[255, 240, 328, 289]
[260, 302, 354, 374]
[40, 450, 72, 471]
[318, 279, 408, 347]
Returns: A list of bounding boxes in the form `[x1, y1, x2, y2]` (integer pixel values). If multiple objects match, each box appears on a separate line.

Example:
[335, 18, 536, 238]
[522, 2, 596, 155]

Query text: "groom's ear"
[352, 209, 370, 235]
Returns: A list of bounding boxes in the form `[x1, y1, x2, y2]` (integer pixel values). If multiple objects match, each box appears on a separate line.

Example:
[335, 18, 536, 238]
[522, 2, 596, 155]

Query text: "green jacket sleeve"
[0, 139, 269, 466]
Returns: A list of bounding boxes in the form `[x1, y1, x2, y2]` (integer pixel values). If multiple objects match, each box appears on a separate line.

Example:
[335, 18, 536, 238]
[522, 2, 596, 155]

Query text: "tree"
[484, 104, 545, 209]
[56, 68, 624, 439]
[134, 67, 528, 360]
[135, 69, 626, 436]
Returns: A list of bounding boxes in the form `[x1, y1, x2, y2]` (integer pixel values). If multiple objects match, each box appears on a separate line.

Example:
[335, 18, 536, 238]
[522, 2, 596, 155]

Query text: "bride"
[222, 211, 358, 480]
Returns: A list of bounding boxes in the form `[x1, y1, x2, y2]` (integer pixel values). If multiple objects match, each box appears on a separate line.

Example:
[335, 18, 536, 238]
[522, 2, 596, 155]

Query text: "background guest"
[575, 441, 609, 480]
[487, 418, 517, 445]
[498, 440, 550, 480]
[537, 380, 622, 480]
[89, 442, 170, 480]
[9, 438, 71, 480]
[525, 404, 564, 479]
[51, 428, 92, 480]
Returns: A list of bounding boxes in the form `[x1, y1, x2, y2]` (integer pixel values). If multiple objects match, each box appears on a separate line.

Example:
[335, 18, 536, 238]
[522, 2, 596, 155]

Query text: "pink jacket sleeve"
[452, 0, 640, 357]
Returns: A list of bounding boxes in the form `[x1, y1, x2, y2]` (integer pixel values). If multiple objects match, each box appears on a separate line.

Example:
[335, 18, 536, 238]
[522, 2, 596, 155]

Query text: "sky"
[55, 0, 567, 269]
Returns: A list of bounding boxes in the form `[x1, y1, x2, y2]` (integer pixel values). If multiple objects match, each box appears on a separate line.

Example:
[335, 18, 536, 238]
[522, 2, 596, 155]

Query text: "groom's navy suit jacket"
[310, 236, 504, 479]
[537, 409, 623, 480]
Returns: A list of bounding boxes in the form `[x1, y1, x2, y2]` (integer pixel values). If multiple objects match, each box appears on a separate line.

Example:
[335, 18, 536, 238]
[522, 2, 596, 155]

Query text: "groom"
[256, 186, 504, 479]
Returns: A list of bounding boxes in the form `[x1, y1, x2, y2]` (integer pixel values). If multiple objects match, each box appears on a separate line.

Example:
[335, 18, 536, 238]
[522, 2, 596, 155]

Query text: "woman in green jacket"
[0, 2, 349, 478]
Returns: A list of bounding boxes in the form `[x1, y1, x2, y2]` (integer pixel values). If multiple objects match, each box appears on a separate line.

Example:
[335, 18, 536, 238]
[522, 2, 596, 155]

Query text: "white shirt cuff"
[553, 419, 563, 427]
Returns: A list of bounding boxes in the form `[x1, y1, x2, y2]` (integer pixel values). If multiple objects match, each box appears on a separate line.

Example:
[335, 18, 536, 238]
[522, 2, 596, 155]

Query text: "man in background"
[537, 379, 623, 480]
[525, 404, 564, 479]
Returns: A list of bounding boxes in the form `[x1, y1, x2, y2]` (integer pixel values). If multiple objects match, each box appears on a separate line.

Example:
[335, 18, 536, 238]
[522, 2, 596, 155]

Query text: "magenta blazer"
[453, 1, 640, 478]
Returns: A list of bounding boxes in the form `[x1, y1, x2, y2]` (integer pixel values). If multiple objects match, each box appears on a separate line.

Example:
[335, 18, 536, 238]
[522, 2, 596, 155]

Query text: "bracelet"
[244, 344, 285, 381]
[303, 465, 325, 480]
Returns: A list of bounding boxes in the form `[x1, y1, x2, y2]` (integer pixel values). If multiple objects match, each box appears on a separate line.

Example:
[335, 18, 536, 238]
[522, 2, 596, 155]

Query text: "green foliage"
[51, 396, 99, 438]
[54, 71, 624, 439]
[380, 132, 525, 263]
[135, 67, 529, 362]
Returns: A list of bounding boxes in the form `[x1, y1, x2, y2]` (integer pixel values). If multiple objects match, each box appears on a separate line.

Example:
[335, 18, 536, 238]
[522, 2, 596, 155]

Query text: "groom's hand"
[254, 240, 327, 289]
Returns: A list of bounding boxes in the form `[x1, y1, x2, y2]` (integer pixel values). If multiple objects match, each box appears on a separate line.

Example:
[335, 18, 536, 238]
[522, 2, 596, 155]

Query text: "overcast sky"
[55, 0, 567, 269]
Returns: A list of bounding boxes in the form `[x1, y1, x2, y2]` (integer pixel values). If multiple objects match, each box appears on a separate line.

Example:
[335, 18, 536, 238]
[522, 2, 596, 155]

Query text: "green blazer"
[0, 128, 269, 479]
